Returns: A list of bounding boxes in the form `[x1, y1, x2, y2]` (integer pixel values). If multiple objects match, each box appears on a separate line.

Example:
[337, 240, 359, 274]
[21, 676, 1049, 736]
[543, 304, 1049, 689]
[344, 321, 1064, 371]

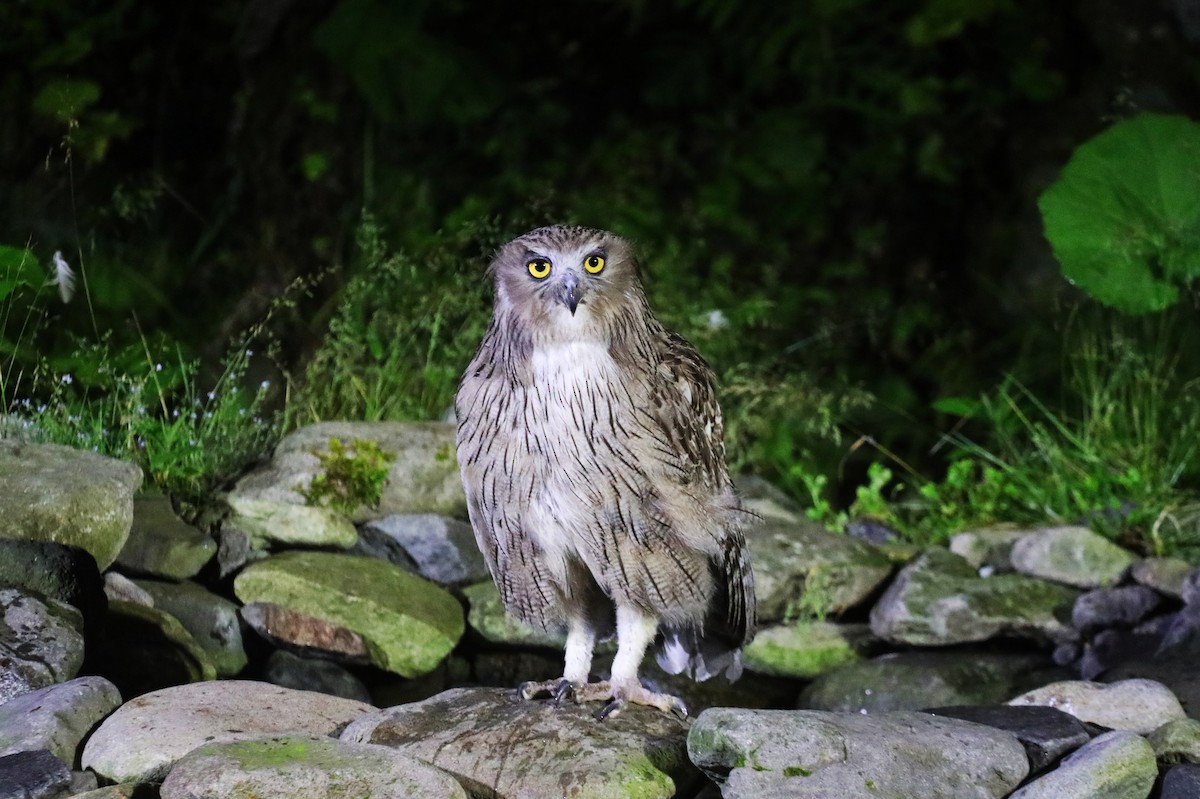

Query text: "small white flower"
[61, 373, 73, 385]
[155, 363, 163, 372]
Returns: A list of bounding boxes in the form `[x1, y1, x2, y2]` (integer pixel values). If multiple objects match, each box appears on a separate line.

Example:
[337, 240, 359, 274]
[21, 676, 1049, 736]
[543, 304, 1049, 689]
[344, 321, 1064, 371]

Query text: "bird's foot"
[517, 677, 576, 706]
[574, 679, 689, 721]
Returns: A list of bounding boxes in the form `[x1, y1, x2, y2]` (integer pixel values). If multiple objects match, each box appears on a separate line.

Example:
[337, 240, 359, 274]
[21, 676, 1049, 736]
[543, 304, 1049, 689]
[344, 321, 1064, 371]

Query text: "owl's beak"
[558, 272, 582, 315]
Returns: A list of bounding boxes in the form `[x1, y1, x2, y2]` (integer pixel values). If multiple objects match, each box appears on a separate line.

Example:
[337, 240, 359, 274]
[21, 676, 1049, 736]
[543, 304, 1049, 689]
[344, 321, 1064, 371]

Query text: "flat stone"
[343, 687, 697, 799]
[1009, 526, 1135, 588]
[86, 600, 216, 699]
[159, 734, 466, 799]
[949, 525, 1028, 571]
[1008, 678, 1186, 734]
[463, 580, 568, 649]
[1162, 763, 1200, 799]
[1131, 557, 1194, 599]
[0, 588, 85, 702]
[133, 579, 247, 677]
[230, 421, 466, 521]
[743, 517, 893, 623]
[1071, 585, 1163, 636]
[234, 551, 464, 677]
[70, 784, 156, 799]
[925, 705, 1091, 773]
[103, 573, 154, 606]
[0, 540, 105, 630]
[688, 708, 1028, 798]
[80, 680, 374, 784]
[869, 548, 1079, 645]
[115, 495, 216, 579]
[357, 513, 488, 586]
[801, 650, 1065, 714]
[261, 650, 372, 704]
[0, 749, 71, 799]
[0, 676, 123, 766]
[225, 495, 358, 549]
[241, 602, 372, 664]
[0, 439, 142, 570]
[1008, 730, 1156, 799]
[742, 622, 875, 679]
[1148, 718, 1200, 764]
[1104, 653, 1200, 718]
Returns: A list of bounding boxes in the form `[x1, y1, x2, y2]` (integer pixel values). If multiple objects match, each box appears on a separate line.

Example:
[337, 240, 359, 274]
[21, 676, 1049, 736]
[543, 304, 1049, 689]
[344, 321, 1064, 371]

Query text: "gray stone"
[1009, 526, 1136, 588]
[1162, 763, 1200, 799]
[800, 650, 1064, 714]
[1008, 678, 1186, 734]
[357, 513, 488, 586]
[1130, 557, 1194, 599]
[0, 540, 104, 629]
[159, 734, 466, 799]
[115, 495, 216, 579]
[1078, 625, 1169, 680]
[1008, 730, 1155, 799]
[103, 573, 154, 606]
[1071, 585, 1163, 635]
[1184, 568, 1200, 606]
[229, 421, 466, 522]
[0, 676, 122, 766]
[688, 708, 1028, 798]
[70, 784, 157, 799]
[869, 548, 1079, 645]
[1159, 602, 1200, 657]
[0, 749, 71, 799]
[0, 439, 142, 570]
[81, 680, 374, 784]
[225, 494, 358, 549]
[1148, 718, 1200, 764]
[262, 650, 372, 704]
[925, 705, 1091, 773]
[342, 687, 697, 799]
[949, 525, 1028, 571]
[234, 551, 464, 678]
[463, 580, 569, 649]
[214, 524, 264, 579]
[733, 475, 805, 524]
[1104, 653, 1200, 719]
[132, 579, 247, 677]
[0, 588, 85, 702]
[744, 517, 893, 623]
[87, 600, 216, 699]
[742, 622, 876, 679]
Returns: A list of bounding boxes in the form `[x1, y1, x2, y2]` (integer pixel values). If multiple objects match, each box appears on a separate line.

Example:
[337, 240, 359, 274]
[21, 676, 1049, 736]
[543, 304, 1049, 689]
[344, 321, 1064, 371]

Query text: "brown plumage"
[455, 225, 755, 718]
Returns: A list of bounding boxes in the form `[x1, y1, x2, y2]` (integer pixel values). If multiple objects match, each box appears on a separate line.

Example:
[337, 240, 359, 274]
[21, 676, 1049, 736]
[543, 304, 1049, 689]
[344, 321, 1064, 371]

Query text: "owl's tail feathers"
[656, 628, 744, 682]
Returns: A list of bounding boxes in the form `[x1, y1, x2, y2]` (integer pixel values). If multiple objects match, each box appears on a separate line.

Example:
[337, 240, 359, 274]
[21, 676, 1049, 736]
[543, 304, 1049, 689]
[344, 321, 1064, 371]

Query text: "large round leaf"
[1039, 113, 1200, 313]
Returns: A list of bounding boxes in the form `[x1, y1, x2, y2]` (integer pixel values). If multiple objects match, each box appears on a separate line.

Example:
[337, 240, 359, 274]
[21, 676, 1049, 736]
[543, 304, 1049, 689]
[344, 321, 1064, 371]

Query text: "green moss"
[303, 437, 395, 515]
[784, 766, 813, 777]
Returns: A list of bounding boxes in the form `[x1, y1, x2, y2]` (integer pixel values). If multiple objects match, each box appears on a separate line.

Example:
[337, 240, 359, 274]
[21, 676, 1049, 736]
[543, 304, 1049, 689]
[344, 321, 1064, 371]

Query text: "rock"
[1162, 763, 1200, 798]
[1077, 624, 1170, 680]
[687, 707, 1028, 798]
[1130, 557, 1194, 599]
[1008, 730, 1156, 799]
[261, 650, 372, 703]
[742, 622, 876, 679]
[80, 680, 374, 784]
[463, 580, 569, 649]
[1071, 585, 1163, 636]
[1184, 569, 1200, 606]
[733, 475, 805, 524]
[87, 601, 217, 698]
[800, 650, 1064, 713]
[133, 579, 247, 677]
[0, 588, 85, 702]
[0, 540, 105, 630]
[115, 495, 216, 579]
[1104, 653, 1200, 718]
[949, 525, 1028, 571]
[342, 687, 697, 799]
[234, 551, 464, 678]
[103, 573, 154, 606]
[214, 524, 263, 579]
[159, 734, 466, 799]
[1158, 602, 1200, 657]
[225, 495, 357, 549]
[241, 602, 372, 664]
[1148, 718, 1200, 764]
[356, 513, 488, 586]
[0, 676, 123, 766]
[743, 517, 893, 623]
[869, 548, 1079, 645]
[1009, 525, 1135, 588]
[925, 705, 1091, 773]
[0, 749, 71, 799]
[1008, 678, 1186, 734]
[0, 439, 142, 570]
[70, 784, 156, 799]
[229, 421, 466, 521]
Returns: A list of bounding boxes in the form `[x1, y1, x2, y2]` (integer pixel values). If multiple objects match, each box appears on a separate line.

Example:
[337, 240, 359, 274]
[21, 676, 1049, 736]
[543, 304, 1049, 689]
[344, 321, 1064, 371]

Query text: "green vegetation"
[302, 437, 396, 515]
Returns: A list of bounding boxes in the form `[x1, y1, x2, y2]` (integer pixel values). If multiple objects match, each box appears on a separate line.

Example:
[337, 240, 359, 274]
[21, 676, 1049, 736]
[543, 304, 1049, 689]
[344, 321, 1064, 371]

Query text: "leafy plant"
[303, 437, 395, 515]
[1039, 113, 1200, 313]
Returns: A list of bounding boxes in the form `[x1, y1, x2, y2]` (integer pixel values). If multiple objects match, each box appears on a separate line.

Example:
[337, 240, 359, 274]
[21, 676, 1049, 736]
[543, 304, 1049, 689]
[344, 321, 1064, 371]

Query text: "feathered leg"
[518, 614, 596, 705]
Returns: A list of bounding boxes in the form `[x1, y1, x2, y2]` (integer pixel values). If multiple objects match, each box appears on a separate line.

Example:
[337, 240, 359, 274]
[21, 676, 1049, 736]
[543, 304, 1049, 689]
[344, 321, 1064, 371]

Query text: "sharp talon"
[552, 679, 574, 706]
[517, 681, 541, 701]
[671, 699, 689, 720]
[597, 699, 624, 721]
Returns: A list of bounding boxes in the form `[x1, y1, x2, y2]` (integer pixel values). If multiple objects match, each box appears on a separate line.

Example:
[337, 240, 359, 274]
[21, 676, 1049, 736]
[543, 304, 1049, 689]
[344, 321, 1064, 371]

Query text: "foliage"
[302, 437, 395, 515]
[1039, 114, 1200, 314]
[0, 245, 45, 406]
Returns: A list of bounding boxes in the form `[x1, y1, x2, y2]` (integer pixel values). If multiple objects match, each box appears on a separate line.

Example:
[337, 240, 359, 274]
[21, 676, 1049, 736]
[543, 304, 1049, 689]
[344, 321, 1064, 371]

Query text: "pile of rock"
[2, 424, 1200, 797]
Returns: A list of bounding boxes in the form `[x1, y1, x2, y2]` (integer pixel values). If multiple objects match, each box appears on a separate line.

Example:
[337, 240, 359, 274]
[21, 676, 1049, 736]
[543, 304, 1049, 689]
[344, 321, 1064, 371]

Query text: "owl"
[455, 225, 755, 719]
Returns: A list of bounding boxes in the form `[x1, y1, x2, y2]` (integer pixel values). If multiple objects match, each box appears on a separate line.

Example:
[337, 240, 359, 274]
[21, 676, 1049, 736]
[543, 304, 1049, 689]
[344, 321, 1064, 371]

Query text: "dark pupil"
[589, 257, 598, 266]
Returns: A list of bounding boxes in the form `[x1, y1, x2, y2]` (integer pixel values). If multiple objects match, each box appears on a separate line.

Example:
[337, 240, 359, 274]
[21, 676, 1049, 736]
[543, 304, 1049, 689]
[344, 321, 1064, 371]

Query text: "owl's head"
[489, 225, 644, 337]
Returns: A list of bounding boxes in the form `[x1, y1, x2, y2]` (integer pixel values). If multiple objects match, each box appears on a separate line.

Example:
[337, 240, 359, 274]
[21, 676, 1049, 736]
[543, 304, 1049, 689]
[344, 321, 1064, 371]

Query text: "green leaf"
[32, 78, 101, 121]
[0, 246, 42, 301]
[1039, 113, 1200, 313]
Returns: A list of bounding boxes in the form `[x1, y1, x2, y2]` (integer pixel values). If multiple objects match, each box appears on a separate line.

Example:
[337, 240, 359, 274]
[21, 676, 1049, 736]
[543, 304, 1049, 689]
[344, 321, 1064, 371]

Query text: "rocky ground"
[2, 422, 1200, 798]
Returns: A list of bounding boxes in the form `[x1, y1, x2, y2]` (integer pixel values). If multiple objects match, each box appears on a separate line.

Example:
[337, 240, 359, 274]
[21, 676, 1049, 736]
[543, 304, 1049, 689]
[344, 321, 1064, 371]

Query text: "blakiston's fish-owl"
[455, 225, 755, 719]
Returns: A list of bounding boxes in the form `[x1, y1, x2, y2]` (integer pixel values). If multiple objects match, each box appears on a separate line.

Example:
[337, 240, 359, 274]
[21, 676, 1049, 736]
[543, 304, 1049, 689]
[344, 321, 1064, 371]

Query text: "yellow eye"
[527, 258, 551, 279]
[584, 254, 605, 274]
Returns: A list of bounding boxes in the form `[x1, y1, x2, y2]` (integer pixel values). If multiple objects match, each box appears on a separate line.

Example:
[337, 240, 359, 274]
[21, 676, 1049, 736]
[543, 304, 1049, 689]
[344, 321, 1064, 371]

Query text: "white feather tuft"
[51, 251, 75, 303]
